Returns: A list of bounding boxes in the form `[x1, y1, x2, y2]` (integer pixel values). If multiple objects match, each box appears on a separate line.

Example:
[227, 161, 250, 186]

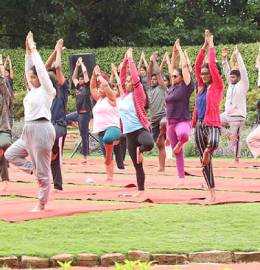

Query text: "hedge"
[0, 43, 259, 121]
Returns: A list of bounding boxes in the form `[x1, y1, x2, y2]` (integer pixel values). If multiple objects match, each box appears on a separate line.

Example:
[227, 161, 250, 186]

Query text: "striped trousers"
[194, 121, 220, 188]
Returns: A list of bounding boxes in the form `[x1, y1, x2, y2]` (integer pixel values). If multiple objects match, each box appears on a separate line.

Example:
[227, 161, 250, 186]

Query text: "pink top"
[92, 97, 120, 133]
[192, 48, 224, 128]
[120, 56, 149, 130]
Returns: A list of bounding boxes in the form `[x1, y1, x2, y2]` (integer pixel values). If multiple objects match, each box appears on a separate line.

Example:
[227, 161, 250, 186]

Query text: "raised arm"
[99, 75, 116, 104]
[137, 51, 144, 75]
[90, 66, 101, 101]
[72, 58, 80, 87]
[159, 52, 166, 73]
[27, 32, 56, 96]
[54, 39, 65, 86]
[7, 56, 14, 80]
[45, 49, 56, 70]
[175, 39, 191, 86]
[4, 56, 14, 79]
[80, 60, 89, 84]
[221, 47, 231, 83]
[24, 37, 33, 89]
[230, 48, 237, 70]
[184, 50, 193, 74]
[236, 49, 249, 90]
[151, 52, 164, 86]
[147, 54, 153, 87]
[120, 55, 128, 88]
[127, 48, 146, 104]
[141, 51, 148, 69]
[195, 30, 210, 89]
[112, 64, 124, 96]
[208, 35, 224, 91]
[127, 48, 139, 86]
[160, 52, 172, 75]
[171, 43, 178, 73]
[0, 55, 4, 77]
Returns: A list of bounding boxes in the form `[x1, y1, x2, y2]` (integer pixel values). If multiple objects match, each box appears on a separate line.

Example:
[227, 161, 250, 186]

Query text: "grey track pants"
[5, 120, 55, 206]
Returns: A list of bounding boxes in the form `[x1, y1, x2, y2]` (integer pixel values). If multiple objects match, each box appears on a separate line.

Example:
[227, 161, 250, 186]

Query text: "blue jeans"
[66, 111, 91, 156]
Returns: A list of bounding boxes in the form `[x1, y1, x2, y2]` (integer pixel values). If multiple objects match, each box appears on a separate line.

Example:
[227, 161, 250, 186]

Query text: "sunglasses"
[201, 72, 210, 76]
[171, 74, 178, 78]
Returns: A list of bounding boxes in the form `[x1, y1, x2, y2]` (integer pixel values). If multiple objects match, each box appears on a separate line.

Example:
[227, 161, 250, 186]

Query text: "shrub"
[1, 42, 259, 121]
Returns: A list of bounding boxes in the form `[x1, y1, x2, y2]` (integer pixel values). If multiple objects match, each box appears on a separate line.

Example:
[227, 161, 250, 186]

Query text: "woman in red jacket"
[192, 30, 224, 202]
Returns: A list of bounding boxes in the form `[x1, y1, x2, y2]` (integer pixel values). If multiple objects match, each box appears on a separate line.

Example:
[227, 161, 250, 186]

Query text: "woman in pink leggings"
[165, 39, 194, 184]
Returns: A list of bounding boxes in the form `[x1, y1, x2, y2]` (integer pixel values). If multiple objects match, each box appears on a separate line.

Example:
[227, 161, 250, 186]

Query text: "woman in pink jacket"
[192, 30, 224, 202]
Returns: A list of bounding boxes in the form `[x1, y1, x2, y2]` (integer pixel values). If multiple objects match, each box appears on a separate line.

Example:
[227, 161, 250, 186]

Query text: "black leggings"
[126, 128, 154, 190]
[194, 121, 220, 188]
[51, 132, 67, 190]
[114, 134, 127, 169]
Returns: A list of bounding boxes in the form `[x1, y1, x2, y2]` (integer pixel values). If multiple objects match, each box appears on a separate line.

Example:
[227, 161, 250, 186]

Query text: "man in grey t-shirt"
[147, 53, 167, 171]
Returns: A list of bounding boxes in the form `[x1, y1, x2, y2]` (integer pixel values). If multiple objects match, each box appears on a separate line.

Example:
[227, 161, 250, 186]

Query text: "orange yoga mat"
[0, 199, 150, 222]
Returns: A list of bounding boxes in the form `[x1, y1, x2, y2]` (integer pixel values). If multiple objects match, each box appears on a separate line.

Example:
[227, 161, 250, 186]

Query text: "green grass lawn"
[1, 203, 260, 257]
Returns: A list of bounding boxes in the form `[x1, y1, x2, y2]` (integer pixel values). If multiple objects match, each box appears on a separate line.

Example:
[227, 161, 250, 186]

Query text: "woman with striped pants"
[192, 31, 224, 202]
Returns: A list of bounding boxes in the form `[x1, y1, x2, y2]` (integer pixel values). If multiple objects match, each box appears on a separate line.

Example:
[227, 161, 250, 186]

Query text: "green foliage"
[1, 42, 259, 118]
[114, 260, 153, 270]
[184, 140, 197, 157]
[1, 0, 259, 47]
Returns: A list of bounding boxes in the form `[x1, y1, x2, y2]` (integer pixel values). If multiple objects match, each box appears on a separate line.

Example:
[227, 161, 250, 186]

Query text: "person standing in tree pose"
[192, 30, 224, 202]
[110, 63, 127, 170]
[166, 39, 194, 185]
[66, 57, 92, 164]
[3, 55, 14, 128]
[90, 65, 121, 181]
[221, 46, 249, 163]
[5, 32, 56, 211]
[45, 39, 69, 191]
[147, 52, 167, 172]
[0, 55, 12, 192]
[119, 48, 154, 197]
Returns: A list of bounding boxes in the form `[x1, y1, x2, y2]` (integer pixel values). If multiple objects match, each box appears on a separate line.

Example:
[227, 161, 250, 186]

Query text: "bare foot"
[104, 159, 112, 166]
[202, 148, 211, 167]
[81, 156, 87, 164]
[132, 190, 144, 197]
[137, 147, 143, 164]
[157, 167, 165, 172]
[30, 202, 45, 212]
[205, 188, 216, 203]
[235, 157, 239, 164]
[1, 181, 9, 192]
[175, 178, 185, 188]
[52, 189, 63, 193]
[173, 142, 182, 155]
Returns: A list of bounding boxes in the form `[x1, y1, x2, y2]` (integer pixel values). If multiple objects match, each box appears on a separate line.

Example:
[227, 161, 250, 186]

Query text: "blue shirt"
[51, 81, 69, 123]
[196, 86, 208, 120]
[118, 93, 143, 134]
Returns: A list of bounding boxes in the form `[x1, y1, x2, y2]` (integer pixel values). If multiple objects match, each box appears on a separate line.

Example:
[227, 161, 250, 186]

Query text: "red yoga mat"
[0, 199, 150, 222]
